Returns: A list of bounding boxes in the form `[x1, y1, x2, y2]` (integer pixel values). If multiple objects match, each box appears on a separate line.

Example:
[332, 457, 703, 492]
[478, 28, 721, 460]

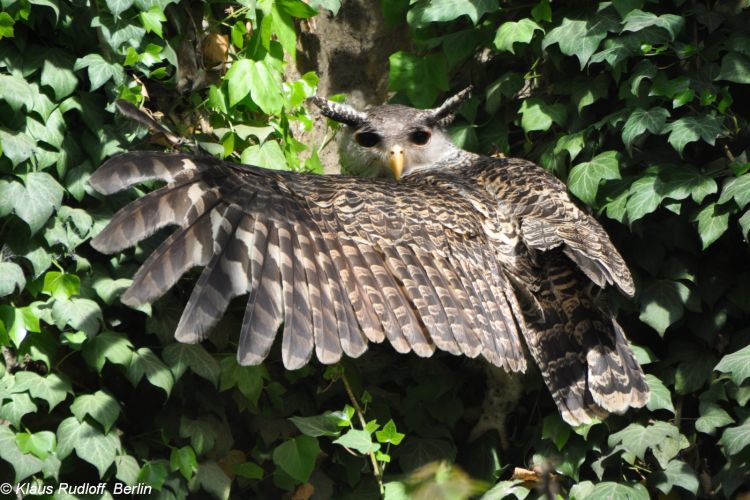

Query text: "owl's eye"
[409, 130, 432, 145]
[355, 132, 380, 148]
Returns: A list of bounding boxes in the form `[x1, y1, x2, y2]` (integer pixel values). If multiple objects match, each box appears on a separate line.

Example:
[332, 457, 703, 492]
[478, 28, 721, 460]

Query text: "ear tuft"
[428, 86, 473, 127]
[309, 96, 368, 128]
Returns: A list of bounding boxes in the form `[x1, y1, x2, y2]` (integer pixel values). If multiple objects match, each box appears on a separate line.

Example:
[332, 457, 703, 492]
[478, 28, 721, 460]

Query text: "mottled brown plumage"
[90, 93, 649, 425]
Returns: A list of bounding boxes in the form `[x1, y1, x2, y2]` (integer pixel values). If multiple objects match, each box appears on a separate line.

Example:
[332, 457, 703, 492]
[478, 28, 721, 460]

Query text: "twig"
[340, 369, 384, 496]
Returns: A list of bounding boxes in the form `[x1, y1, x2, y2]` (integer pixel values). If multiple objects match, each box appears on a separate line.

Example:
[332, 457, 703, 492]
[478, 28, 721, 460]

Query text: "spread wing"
[477, 157, 635, 297]
[475, 157, 647, 425]
[89, 151, 528, 372]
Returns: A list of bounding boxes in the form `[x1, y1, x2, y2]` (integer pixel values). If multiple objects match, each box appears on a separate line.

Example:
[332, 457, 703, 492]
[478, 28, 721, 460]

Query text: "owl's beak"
[388, 145, 405, 181]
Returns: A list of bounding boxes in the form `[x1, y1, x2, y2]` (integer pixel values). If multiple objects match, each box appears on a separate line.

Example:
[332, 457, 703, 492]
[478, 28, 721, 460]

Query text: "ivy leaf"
[483, 480, 531, 499]
[219, 358, 265, 407]
[116, 454, 141, 485]
[270, 3, 296, 59]
[694, 203, 730, 249]
[542, 14, 618, 68]
[663, 115, 724, 156]
[74, 53, 124, 91]
[51, 297, 103, 337]
[621, 10, 684, 40]
[240, 140, 288, 170]
[717, 52, 750, 84]
[715, 344, 750, 386]
[651, 460, 699, 495]
[138, 461, 168, 490]
[389, 52, 450, 108]
[16, 430, 56, 460]
[170, 446, 198, 480]
[14, 172, 65, 234]
[542, 414, 572, 450]
[140, 6, 166, 38]
[41, 50, 78, 100]
[0, 304, 40, 347]
[493, 19, 543, 54]
[555, 132, 586, 162]
[718, 174, 750, 209]
[308, 0, 339, 15]
[568, 151, 621, 205]
[193, 461, 231, 500]
[571, 75, 609, 112]
[277, 0, 318, 18]
[42, 271, 81, 300]
[659, 165, 717, 204]
[82, 331, 134, 372]
[621, 107, 669, 151]
[232, 461, 264, 479]
[272, 435, 321, 483]
[609, 422, 681, 464]
[639, 279, 690, 335]
[0, 129, 36, 166]
[696, 402, 734, 435]
[92, 275, 132, 304]
[740, 210, 750, 241]
[106, 0, 134, 17]
[0, 74, 33, 112]
[644, 374, 675, 414]
[334, 429, 380, 454]
[675, 356, 715, 395]
[11, 372, 72, 411]
[0, 262, 26, 298]
[720, 417, 750, 456]
[518, 97, 568, 133]
[56, 417, 121, 476]
[226, 59, 253, 106]
[408, 0, 496, 27]
[163, 343, 220, 385]
[70, 390, 121, 432]
[375, 420, 405, 445]
[485, 72, 524, 114]
[289, 413, 343, 437]
[626, 175, 664, 222]
[127, 347, 174, 395]
[180, 417, 221, 455]
[0, 426, 60, 482]
[0, 11, 14, 38]
[0, 393, 38, 427]
[226, 58, 283, 114]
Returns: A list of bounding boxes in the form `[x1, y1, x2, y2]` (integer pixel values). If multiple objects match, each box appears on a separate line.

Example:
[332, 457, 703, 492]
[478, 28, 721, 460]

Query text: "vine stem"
[340, 369, 384, 496]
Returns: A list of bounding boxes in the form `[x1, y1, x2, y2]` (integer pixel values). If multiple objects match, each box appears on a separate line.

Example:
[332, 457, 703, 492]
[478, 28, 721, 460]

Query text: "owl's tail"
[521, 252, 650, 426]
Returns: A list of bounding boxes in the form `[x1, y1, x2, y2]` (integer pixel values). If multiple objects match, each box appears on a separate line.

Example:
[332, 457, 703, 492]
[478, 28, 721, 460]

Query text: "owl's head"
[311, 88, 472, 180]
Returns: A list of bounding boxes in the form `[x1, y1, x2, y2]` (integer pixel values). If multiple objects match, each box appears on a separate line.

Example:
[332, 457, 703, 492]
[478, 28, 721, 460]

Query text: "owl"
[90, 89, 649, 426]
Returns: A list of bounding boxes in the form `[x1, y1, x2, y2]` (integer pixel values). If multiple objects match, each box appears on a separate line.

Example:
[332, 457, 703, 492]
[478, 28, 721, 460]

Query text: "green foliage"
[2, 0, 750, 498]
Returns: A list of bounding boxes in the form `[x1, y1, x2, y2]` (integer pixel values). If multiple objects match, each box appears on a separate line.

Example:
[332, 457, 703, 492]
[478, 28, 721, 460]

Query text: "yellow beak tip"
[388, 145, 404, 181]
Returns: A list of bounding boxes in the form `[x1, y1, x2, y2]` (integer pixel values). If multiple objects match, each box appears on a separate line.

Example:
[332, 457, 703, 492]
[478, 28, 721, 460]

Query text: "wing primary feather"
[356, 245, 416, 354]
[91, 175, 207, 254]
[410, 246, 481, 358]
[306, 207, 361, 359]
[278, 198, 314, 370]
[298, 219, 342, 365]
[314, 208, 379, 355]
[174, 203, 248, 343]
[238, 218, 283, 365]
[120, 200, 221, 307]
[89, 152, 212, 194]
[381, 245, 437, 357]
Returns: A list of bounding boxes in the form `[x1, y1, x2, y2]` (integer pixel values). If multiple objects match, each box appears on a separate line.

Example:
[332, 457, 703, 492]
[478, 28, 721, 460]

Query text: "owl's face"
[338, 105, 457, 179]
[311, 88, 472, 180]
